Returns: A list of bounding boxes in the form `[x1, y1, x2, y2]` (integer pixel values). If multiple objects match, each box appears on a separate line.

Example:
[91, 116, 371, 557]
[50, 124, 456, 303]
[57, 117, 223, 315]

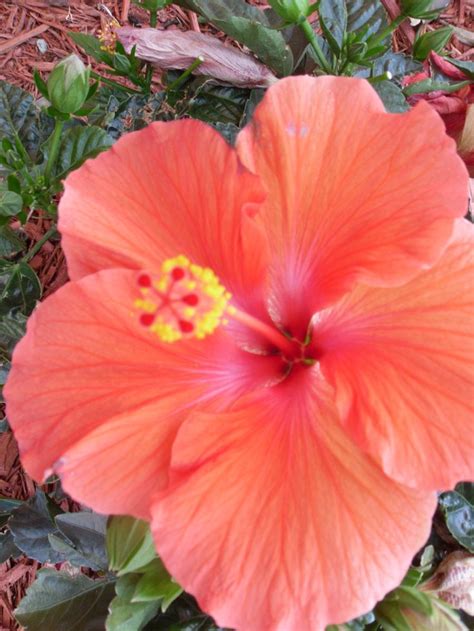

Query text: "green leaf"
[318, 0, 347, 55]
[176, 0, 293, 76]
[131, 558, 182, 610]
[413, 26, 453, 61]
[68, 32, 114, 66]
[0, 190, 22, 219]
[403, 78, 470, 96]
[347, 0, 390, 44]
[9, 489, 65, 563]
[53, 512, 109, 570]
[107, 516, 157, 575]
[439, 490, 474, 552]
[396, 586, 433, 616]
[106, 575, 160, 631]
[0, 225, 25, 257]
[0, 261, 41, 317]
[0, 496, 23, 528]
[54, 125, 113, 178]
[15, 568, 116, 631]
[373, 81, 409, 112]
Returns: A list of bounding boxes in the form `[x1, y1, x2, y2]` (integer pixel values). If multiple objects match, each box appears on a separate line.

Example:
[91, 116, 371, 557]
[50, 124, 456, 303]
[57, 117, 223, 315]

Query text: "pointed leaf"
[15, 569, 116, 631]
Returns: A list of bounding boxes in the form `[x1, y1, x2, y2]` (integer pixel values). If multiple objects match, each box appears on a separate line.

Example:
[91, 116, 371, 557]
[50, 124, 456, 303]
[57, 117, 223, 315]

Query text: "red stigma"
[138, 274, 152, 287]
[179, 320, 194, 333]
[182, 294, 199, 306]
[172, 267, 185, 281]
[140, 313, 155, 326]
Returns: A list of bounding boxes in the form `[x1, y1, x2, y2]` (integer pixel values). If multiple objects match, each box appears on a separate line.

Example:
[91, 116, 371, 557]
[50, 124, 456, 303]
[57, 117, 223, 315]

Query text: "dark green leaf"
[0, 190, 22, 218]
[439, 490, 474, 552]
[107, 516, 157, 575]
[176, 0, 293, 76]
[9, 489, 65, 563]
[373, 81, 409, 112]
[213, 122, 239, 145]
[356, 52, 422, 79]
[54, 512, 109, 570]
[0, 530, 22, 563]
[318, 0, 347, 55]
[456, 481, 474, 505]
[54, 125, 113, 178]
[347, 0, 390, 43]
[185, 82, 249, 125]
[0, 81, 53, 163]
[0, 311, 27, 355]
[132, 559, 182, 610]
[15, 568, 116, 631]
[0, 261, 41, 317]
[0, 225, 25, 257]
[0, 496, 23, 528]
[106, 575, 160, 631]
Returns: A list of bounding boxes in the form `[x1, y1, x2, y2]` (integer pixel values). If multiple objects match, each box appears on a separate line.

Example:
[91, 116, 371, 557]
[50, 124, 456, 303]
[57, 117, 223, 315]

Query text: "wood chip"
[0, 23, 49, 54]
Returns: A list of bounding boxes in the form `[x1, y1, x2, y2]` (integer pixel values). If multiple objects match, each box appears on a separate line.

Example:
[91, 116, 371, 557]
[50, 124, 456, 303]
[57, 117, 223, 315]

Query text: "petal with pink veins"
[152, 373, 436, 631]
[313, 219, 474, 490]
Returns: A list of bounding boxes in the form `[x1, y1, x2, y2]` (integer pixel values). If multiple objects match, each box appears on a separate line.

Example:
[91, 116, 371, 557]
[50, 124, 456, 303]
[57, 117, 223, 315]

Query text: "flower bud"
[47, 54, 90, 114]
[268, 0, 310, 22]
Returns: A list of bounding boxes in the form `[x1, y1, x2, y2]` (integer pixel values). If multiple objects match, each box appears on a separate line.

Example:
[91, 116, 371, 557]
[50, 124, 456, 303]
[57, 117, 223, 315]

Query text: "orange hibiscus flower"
[5, 77, 473, 630]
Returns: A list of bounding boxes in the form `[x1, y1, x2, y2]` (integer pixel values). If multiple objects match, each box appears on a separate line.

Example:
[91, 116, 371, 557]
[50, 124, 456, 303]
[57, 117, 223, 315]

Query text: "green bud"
[47, 54, 90, 114]
[268, 0, 310, 22]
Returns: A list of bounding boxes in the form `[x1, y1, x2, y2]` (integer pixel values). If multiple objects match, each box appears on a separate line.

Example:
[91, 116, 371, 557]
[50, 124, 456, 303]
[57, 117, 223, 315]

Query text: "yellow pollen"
[134, 255, 232, 343]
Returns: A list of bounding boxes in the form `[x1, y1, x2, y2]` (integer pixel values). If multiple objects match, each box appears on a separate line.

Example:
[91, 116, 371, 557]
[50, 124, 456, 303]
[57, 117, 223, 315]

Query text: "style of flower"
[5, 76, 473, 630]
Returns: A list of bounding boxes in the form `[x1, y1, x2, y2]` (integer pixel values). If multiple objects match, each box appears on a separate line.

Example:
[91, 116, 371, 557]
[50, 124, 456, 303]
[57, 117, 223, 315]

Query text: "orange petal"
[59, 120, 268, 314]
[237, 76, 468, 337]
[313, 219, 474, 490]
[152, 374, 436, 630]
[5, 269, 280, 517]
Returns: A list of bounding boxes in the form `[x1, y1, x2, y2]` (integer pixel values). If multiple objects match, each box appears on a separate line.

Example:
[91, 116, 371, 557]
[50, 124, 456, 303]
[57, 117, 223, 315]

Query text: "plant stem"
[22, 226, 58, 262]
[299, 17, 332, 74]
[90, 71, 141, 94]
[44, 118, 65, 183]
[368, 13, 407, 49]
[145, 9, 159, 90]
[166, 57, 204, 92]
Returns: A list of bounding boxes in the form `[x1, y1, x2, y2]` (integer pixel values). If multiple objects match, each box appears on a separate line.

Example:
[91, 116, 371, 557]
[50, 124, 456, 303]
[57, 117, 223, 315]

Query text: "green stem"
[90, 71, 141, 94]
[145, 9, 158, 90]
[368, 13, 407, 49]
[44, 118, 65, 183]
[299, 17, 332, 74]
[368, 71, 393, 84]
[22, 226, 58, 262]
[166, 57, 204, 92]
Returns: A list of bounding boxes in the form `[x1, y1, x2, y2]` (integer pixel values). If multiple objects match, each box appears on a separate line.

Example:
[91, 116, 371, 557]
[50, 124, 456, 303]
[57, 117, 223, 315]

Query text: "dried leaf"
[117, 27, 277, 88]
[424, 551, 474, 615]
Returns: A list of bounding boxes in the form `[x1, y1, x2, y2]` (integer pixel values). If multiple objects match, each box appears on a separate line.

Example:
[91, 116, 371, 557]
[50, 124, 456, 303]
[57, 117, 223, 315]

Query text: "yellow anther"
[134, 255, 232, 343]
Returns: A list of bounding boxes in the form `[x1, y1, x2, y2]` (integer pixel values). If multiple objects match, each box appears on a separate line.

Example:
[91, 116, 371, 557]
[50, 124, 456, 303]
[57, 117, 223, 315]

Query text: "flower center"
[134, 255, 231, 343]
[134, 255, 317, 367]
